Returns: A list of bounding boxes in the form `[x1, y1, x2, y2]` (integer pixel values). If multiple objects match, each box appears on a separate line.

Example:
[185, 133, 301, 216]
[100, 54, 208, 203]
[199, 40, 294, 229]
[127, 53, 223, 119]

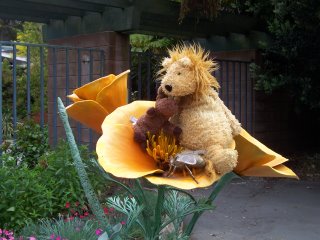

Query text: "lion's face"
[160, 57, 196, 97]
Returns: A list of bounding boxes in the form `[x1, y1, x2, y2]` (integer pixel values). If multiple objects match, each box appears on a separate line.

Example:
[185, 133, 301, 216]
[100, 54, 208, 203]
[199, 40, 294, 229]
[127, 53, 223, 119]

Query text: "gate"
[1, 43, 254, 155]
[0, 41, 105, 151]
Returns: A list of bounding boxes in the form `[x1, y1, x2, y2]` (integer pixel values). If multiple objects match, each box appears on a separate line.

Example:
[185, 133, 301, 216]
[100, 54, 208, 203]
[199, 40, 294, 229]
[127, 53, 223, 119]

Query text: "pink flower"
[56, 236, 61, 240]
[0, 229, 2, 234]
[103, 208, 108, 214]
[75, 201, 80, 206]
[29, 237, 37, 240]
[65, 202, 70, 208]
[50, 234, 55, 239]
[84, 212, 89, 216]
[79, 215, 84, 219]
[121, 221, 126, 225]
[95, 229, 103, 236]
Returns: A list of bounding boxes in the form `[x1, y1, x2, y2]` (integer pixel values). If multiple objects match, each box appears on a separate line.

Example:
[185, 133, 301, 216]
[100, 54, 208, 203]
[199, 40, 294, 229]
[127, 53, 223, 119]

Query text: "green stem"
[57, 98, 111, 233]
[184, 172, 237, 236]
[92, 158, 135, 197]
[154, 185, 165, 239]
[135, 179, 149, 205]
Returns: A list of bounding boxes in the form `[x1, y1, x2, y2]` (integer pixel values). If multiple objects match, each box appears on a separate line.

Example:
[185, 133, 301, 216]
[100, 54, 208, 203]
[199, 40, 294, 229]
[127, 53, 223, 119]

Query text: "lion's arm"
[212, 91, 241, 136]
[219, 98, 241, 136]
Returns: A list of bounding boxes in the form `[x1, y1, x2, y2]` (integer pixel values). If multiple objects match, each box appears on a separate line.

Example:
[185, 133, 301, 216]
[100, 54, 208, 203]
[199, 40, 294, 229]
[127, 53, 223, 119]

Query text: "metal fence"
[0, 44, 253, 153]
[129, 52, 254, 133]
[0, 41, 105, 151]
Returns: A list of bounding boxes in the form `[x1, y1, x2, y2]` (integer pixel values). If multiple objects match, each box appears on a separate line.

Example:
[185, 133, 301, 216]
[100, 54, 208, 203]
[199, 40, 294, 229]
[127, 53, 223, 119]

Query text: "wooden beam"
[0, 0, 85, 18]
[0, 7, 70, 21]
[0, 12, 49, 23]
[78, 0, 132, 8]
[22, 0, 105, 12]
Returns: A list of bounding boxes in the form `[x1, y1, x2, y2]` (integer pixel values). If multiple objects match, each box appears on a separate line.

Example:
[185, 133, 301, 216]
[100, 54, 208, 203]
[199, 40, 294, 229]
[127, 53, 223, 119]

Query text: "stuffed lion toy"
[159, 44, 241, 175]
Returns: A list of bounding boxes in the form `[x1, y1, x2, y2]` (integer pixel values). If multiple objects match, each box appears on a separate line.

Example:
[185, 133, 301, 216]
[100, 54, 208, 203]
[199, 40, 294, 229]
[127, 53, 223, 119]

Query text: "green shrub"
[0, 141, 111, 231]
[19, 217, 101, 240]
[0, 166, 56, 230]
[1, 120, 48, 168]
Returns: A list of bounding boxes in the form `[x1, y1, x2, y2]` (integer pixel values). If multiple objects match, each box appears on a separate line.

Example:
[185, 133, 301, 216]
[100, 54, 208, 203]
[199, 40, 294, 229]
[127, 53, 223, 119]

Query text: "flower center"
[146, 130, 183, 170]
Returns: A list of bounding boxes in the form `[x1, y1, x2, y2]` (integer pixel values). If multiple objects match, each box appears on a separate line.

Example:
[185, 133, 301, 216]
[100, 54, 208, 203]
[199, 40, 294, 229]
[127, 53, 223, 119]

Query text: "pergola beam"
[22, 0, 106, 12]
[0, 0, 87, 18]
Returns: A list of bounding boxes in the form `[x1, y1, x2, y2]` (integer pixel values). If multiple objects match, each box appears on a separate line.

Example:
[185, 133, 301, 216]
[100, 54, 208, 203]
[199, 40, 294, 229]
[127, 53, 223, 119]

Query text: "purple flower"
[95, 229, 103, 236]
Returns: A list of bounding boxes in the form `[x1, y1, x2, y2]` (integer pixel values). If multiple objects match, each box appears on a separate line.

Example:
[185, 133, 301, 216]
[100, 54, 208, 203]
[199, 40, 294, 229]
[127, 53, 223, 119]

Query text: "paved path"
[190, 178, 320, 240]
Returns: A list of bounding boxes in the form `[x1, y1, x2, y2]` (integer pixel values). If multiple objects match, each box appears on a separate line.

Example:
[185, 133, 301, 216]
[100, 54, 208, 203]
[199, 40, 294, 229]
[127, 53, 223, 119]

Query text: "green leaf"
[98, 232, 109, 240]
[7, 206, 15, 212]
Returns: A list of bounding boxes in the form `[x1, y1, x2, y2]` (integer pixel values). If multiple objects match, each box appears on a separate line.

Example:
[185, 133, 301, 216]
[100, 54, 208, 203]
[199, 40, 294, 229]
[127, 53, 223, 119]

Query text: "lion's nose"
[165, 85, 172, 92]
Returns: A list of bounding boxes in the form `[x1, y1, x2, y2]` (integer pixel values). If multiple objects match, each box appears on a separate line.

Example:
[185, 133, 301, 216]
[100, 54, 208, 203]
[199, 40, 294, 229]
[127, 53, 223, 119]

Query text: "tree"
[0, 19, 22, 41]
[246, 0, 320, 111]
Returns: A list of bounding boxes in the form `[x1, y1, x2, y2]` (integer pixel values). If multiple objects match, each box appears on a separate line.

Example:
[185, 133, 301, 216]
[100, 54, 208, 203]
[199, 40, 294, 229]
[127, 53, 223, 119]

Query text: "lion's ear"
[162, 57, 172, 68]
[179, 57, 193, 67]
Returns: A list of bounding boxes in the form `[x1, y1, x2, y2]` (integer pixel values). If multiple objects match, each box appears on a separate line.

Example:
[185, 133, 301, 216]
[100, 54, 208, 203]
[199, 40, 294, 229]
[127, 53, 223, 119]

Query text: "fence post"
[0, 44, 2, 157]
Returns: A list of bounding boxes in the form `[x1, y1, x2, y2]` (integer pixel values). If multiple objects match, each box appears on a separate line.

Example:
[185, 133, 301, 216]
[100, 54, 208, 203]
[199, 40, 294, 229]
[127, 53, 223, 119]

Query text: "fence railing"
[1, 44, 253, 154]
[0, 41, 105, 151]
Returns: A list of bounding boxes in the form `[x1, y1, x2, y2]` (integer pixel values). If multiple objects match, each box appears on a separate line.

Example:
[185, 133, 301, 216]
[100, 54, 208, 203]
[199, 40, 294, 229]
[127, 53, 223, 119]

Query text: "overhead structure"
[0, 0, 267, 46]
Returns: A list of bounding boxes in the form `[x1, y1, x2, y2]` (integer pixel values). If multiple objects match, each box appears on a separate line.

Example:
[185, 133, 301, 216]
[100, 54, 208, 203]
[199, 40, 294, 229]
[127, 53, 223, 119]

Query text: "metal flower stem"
[57, 97, 111, 233]
[185, 171, 237, 236]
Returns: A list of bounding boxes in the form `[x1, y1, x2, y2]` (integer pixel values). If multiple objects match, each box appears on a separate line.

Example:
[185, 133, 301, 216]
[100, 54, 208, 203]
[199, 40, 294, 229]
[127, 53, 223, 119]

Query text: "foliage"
[0, 165, 56, 230]
[130, 34, 176, 53]
[17, 22, 43, 47]
[0, 19, 22, 41]
[1, 120, 48, 168]
[19, 217, 100, 240]
[129, 35, 175, 100]
[1, 112, 14, 140]
[1, 22, 46, 119]
[246, 0, 320, 110]
[0, 140, 111, 231]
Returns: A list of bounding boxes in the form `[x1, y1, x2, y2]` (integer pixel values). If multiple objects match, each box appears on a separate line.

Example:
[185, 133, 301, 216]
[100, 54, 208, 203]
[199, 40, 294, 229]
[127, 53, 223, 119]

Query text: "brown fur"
[160, 44, 241, 175]
[133, 87, 182, 149]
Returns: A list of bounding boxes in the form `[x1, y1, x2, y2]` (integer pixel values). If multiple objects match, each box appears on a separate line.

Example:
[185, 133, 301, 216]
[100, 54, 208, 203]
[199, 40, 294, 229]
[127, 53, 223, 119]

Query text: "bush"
[0, 166, 56, 230]
[19, 217, 101, 240]
[0, 141, 111, 231]
[1, 120, 48, 168]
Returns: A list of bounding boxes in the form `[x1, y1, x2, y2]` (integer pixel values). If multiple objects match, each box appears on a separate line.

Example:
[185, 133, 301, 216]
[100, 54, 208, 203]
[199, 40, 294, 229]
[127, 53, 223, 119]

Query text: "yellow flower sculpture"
[96, 101, 298, 190]
[66, 70, 130, 133]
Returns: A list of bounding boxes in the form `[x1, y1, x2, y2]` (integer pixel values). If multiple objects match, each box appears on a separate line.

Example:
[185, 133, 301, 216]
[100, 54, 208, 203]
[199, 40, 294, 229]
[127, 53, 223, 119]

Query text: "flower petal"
[68, 93, 82, 102]
[73, 74, 116, 100]
[146, 170, 219, 190]
[239, 164, 297, 178]
[66, 100, 108, 133]
[97, 124, 162, 178]
[96, 70, 130, 113]
[102, 100, 155, 126]
[234, 128, 298, 179]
